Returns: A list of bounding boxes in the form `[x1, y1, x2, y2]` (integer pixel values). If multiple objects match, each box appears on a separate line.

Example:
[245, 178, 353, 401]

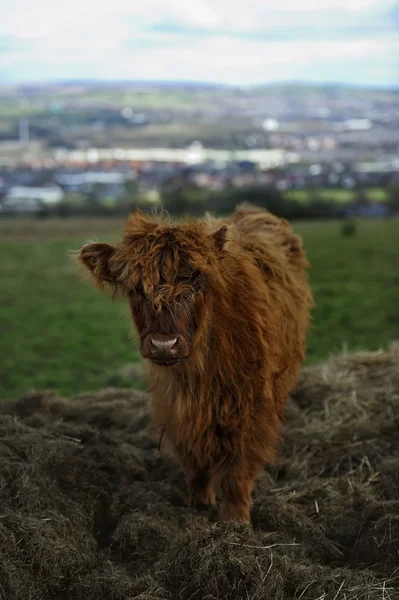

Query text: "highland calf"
[78, 204, 313, 523]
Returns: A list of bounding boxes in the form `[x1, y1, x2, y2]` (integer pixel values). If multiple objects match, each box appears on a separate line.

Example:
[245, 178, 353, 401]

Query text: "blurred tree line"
[25, 178, 399, 221]
[160, 181, 337, 220]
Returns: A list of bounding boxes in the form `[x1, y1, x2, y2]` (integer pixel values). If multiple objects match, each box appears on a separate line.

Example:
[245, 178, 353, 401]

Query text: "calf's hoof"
[219, 502, 251, 524]
[188, 487, 216, 510]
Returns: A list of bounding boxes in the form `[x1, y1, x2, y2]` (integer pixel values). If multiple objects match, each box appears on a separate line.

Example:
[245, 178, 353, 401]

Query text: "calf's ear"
[78, 242, 117, 289]
[211, 225, 228, 251]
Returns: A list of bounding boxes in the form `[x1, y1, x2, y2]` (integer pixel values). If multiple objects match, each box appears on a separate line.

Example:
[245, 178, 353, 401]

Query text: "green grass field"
[0, 217, 398, 399]
[285, 187, 387, 203]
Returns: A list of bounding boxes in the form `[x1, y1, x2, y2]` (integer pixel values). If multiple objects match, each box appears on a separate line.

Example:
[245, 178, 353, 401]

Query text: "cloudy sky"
[0, 0, 398, 86]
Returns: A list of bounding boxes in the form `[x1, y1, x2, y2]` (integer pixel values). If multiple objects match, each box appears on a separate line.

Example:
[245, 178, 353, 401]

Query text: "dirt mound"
[1, 345, 399, 600]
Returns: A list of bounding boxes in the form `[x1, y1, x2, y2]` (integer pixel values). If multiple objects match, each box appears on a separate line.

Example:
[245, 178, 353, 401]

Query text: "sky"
[0, 0, 398, 87]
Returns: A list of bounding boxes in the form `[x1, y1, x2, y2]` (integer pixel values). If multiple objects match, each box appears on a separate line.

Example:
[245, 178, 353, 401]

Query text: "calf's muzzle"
[142, 333, 188, 365]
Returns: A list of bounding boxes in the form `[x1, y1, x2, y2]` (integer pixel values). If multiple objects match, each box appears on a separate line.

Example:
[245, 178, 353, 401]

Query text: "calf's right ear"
[211, 226, 228, 251]
[78, 242, 117, 289]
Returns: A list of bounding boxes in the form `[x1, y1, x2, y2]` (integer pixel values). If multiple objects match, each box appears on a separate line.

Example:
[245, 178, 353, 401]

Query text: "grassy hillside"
[0, 345, 398, 598]
[0, 217, 398, 399]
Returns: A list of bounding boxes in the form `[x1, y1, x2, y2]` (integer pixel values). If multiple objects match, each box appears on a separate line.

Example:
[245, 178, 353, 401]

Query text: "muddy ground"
[0, 345, 398, 600]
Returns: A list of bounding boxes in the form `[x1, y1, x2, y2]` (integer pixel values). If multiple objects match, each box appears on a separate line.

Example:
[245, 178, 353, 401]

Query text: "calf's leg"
[181, 456, 216, 509]
[218, 459, 263, 524]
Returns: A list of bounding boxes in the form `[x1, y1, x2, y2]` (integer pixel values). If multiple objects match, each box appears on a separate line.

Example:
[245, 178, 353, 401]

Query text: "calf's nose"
[150, 337, 178, 352]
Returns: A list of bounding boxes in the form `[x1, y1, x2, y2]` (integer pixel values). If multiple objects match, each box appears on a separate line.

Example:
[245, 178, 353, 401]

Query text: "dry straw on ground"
[0, 344, 398, 600]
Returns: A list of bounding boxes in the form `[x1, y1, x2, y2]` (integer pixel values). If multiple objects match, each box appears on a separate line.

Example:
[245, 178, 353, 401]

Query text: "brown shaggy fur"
[78, 203, 313, 523]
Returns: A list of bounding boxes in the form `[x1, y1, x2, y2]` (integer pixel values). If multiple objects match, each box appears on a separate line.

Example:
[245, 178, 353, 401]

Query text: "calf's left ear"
[78, 242, 117, 288]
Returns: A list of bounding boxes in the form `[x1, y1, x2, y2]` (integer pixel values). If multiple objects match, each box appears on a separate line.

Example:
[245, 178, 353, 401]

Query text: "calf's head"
[78, 211, 227, 367]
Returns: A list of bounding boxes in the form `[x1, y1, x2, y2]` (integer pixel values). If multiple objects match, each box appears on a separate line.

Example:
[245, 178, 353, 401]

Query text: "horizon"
[2, 79, 399, 92]
[1, 0, 398, 87]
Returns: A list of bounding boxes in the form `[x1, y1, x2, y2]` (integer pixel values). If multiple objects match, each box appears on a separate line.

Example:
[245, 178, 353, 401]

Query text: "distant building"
[1, 185, 64, 214]
[55, 170, 130, 188]
[343, 119, 372, 131]
[6, 185, 63, 204]
[54, 170, 136, 199]
[262, 119, 279, 132]
[342, 200, 389, 219]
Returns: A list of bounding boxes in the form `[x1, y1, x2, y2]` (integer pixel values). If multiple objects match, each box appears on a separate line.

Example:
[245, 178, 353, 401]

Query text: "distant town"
[0, 82, 398, 216]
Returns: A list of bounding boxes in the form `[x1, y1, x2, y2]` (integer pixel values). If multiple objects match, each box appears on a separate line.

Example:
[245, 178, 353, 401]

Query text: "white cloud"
[99, 36, 399, 83]
[0, 0, 396, 38]
[0, 1, 217, 39]
[0, 0, 397, 85]
[2, 33, 398, 86]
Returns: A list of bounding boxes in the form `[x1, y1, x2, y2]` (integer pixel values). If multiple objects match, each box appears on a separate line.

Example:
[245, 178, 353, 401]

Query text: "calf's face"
[77, 213, 227, 367]
[127, 263, 206, 366]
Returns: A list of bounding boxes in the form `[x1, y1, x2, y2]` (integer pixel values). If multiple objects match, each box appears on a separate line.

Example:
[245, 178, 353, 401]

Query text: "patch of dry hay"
[0, 345, 398, 600]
